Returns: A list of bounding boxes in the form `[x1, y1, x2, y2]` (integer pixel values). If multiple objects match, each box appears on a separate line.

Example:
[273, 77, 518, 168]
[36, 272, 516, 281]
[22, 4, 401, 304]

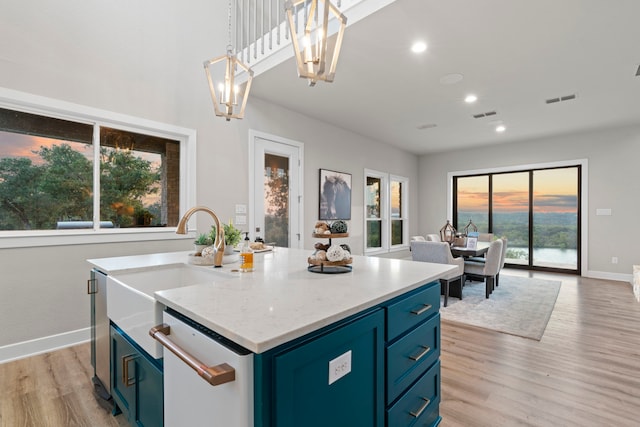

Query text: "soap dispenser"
[240, 232, 254, 272]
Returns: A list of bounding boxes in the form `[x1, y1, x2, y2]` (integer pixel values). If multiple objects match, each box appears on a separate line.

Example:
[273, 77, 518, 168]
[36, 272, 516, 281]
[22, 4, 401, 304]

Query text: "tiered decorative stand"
[308, 233, 352, 274]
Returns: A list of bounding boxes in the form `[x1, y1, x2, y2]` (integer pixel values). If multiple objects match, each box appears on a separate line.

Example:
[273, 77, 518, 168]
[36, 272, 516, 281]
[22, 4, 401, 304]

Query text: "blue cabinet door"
[111, 326, 137, 423]
[110, 325, 163, 427]
[272, 309, 385, 427]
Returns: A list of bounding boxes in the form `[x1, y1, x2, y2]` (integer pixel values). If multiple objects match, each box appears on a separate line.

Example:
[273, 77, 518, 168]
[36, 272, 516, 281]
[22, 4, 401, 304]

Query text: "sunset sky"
[457, 168, 578, 214]
[1, 131, 162, 207]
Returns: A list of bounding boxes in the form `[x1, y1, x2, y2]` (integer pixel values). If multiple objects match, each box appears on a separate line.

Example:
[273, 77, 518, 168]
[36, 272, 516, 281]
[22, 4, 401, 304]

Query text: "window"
[390, 175, 408, 246]
[364, 169, 408, 253]
[453, 165, 580, 272]
[0, 89, 195, 247]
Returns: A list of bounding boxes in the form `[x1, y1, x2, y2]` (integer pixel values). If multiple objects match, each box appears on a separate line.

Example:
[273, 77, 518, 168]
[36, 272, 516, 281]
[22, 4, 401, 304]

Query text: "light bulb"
[465, 94, 478, 103]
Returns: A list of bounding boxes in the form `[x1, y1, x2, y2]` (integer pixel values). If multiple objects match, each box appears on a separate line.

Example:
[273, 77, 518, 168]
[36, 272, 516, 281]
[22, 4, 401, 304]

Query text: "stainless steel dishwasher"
[89, 269, 111, 401]
[151, 309, 254, 426]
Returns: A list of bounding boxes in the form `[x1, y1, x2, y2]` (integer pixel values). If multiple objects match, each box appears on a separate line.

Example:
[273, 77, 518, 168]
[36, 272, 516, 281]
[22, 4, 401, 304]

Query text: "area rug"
[440, 274, 561, 340]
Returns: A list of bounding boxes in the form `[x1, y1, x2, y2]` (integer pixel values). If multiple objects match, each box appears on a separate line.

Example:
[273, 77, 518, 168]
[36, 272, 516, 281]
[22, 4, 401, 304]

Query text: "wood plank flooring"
[1, 270, 639, 426]
[0, 343, 127, 427]
[440, 270, 640, 426]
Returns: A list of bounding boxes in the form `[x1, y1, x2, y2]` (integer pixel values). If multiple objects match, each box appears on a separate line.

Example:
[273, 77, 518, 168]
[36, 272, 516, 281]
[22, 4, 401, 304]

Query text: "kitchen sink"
[107, 263, 237, 358]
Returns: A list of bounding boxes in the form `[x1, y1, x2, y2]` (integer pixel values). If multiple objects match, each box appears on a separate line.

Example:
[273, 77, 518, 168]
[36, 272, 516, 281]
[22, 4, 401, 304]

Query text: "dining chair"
[463, 239, 503, 298]
[410, 241, 465, 307]
[426, 234, 441, 242]
[495, 237, 508, 287]
[478, 233, 494, 242]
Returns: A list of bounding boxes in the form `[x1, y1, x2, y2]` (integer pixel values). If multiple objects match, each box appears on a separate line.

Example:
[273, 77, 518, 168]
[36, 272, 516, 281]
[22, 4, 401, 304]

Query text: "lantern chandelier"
[285, 0, 347, 86]
[203, 0, 254, 121]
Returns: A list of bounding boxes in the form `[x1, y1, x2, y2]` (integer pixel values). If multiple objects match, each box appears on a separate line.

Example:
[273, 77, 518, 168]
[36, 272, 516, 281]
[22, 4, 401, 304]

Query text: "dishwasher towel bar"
[149, 323, 236, 386]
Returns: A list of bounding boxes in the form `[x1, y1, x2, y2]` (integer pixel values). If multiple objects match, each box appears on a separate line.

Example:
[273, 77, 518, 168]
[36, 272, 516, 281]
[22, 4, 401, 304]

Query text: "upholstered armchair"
[410, 241, 465, 307]
[463, 239, 503, 298]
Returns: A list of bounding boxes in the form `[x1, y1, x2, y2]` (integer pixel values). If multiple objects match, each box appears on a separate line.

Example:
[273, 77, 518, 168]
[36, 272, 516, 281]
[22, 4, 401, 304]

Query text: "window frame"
[389, 174, 409, 251]
[448, 159, 588, 275]
[364, 169, 409, 255]
[0, 87, 196, 248]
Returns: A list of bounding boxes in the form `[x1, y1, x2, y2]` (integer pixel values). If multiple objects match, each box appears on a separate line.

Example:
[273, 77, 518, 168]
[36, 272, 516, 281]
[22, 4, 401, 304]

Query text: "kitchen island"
[88, 248, 454, 427]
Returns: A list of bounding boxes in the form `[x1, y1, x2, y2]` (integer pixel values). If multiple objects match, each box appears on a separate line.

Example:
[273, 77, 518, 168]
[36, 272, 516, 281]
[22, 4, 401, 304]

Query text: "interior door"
[251, 133, 303, 249]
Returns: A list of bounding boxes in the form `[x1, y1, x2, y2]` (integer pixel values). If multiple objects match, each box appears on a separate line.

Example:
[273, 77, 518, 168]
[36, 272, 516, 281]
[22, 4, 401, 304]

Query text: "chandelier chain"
[227, 0, 232, 51]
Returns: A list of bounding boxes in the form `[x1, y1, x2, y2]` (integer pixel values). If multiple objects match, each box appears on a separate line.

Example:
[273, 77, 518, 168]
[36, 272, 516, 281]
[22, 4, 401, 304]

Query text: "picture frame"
[319, 169, 352, 220]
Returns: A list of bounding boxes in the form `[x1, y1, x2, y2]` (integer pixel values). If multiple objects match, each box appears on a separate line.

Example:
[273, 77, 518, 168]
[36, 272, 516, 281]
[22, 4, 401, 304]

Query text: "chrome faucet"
[176, 206, 225, 267]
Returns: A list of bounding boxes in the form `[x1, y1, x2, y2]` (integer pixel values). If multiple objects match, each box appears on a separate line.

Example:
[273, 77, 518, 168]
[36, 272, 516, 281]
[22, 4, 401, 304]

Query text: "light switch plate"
[235, 204, 247, 214]
[328, 350, 352, 385]
[235, 215, 247, 225]
[596, 208, 612, 216]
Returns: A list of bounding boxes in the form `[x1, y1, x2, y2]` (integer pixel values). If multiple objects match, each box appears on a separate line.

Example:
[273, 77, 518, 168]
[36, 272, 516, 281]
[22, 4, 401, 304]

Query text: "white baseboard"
[0, 327, 91, 364]
[585, 270, 633, 283]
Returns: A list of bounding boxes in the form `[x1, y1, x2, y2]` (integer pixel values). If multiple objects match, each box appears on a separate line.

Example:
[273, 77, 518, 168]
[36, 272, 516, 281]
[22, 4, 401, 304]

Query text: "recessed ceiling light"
[495, 125, 506, 133]
[465, 94, 478, 103]
[411, 41, 427, 53]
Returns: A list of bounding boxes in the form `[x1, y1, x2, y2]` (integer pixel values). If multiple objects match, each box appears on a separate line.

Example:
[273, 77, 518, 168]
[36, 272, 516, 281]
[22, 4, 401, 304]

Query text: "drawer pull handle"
[409, 397, 431, 418]
[87, 278, 96, 295]
[410, 304, 432, 316]
[122, 354, 137, 387]
[408, 345, 431, 361]
[149, 324, 235, 386]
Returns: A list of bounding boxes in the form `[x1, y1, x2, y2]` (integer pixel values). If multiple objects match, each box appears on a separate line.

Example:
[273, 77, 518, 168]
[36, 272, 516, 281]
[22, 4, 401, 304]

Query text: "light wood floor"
[440, 270, 640, 426]
[1, 271, 639, 426]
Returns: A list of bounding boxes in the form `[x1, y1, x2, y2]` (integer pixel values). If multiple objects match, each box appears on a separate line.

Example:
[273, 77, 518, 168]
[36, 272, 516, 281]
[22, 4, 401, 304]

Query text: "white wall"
[417, 124, 640, 280]
[0, 0, 419, 354]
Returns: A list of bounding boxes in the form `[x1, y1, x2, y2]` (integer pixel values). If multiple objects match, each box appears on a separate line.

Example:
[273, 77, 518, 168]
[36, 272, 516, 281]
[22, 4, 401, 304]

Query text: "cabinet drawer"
[386, 281, 439, 342]
[386, 313, 440, 404]
[387, 360, 441, 427]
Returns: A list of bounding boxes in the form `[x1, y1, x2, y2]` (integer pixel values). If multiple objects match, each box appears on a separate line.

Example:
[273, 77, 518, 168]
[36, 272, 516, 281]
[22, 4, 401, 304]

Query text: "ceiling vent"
[472, 111, 497, 119]
[546, 94, 577, 104]
[416, 123, 437, 130]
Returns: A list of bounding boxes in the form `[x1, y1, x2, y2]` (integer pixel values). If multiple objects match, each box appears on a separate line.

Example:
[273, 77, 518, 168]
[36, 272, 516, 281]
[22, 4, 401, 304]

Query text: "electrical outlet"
[328, 350, 352, 385]
[611, 257, 618, 264]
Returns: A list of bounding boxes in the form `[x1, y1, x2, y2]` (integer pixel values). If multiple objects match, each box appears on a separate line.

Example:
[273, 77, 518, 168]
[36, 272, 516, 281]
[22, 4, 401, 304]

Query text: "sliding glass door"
[492, 172, 530, 266]
[532, 168, 579, 269]
[453, 165, 580, 273]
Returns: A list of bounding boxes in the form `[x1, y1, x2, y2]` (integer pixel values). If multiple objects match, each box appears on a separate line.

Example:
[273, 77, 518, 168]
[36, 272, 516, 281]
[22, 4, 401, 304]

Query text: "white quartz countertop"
[88, 248, 454, 353]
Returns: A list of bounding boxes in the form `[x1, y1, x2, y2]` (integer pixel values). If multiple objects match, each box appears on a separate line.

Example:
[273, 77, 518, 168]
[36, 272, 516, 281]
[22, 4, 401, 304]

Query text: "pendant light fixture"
[204, 0, 254, 121]
[285, 0, 347, 86]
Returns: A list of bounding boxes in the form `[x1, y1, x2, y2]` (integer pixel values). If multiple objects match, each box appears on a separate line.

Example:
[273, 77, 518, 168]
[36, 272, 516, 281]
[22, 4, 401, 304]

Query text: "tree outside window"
[0, 108, 179, 231]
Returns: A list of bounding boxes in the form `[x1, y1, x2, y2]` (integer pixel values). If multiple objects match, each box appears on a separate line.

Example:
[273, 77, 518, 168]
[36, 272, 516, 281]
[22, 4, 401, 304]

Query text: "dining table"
[450, 240, 491, 258]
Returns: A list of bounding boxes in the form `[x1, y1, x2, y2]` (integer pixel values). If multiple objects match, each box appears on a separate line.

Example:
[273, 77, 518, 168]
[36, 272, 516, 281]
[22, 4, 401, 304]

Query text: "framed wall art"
[319, 169, 351, 220]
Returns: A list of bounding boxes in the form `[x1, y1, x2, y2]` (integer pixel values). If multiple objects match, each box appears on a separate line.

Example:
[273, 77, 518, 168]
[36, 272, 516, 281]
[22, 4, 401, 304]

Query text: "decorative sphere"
[330, 220, 348, 234]
[326, 245, 346, 261]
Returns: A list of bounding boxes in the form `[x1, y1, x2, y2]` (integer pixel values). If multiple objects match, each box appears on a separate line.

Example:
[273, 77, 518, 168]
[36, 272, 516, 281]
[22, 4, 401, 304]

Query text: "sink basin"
[107, 263, 236, 358]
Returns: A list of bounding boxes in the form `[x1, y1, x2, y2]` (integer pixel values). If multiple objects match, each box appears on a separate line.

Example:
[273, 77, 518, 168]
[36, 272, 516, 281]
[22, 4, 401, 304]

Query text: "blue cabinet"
[110, 324, 164, 427]
[254, 281, 442, 427]
[384, 281, 442, 427]
[255, 309, 386, 427]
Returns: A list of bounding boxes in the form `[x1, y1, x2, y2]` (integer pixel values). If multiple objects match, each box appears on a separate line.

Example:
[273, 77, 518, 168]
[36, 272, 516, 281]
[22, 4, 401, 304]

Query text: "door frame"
[447, 158, 588, 275]
[248, 130, 304, 249]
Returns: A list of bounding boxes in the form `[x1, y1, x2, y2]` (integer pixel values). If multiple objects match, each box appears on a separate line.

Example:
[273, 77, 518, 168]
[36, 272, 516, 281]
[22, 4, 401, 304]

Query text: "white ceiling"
[249, 0, 640, 155]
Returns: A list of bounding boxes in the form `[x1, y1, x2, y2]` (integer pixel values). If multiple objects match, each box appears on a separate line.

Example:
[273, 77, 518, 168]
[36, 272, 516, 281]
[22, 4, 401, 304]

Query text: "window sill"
[0, 228, 197, 249]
